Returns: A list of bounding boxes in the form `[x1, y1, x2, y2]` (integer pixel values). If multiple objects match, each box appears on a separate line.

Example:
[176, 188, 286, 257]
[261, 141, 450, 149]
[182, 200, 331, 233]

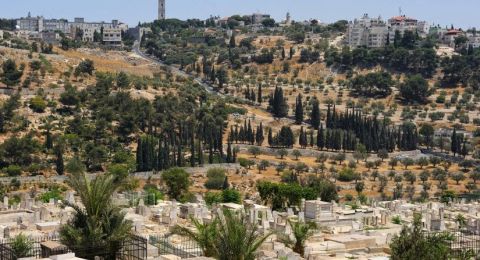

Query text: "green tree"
[399, 75, 432, 104]
[74, 59, 95, 76]
[277, 148, 288, 159]
[390, 213, 453, 260]
[292, 149, 302, 160]
[162, 167, 190, 200]
[294, 94, 304, 124]
[1, 59, 23, 87]
[116, 72, 130, 89]
[248, 146, 261, 158]
[310, 98, 320, 129]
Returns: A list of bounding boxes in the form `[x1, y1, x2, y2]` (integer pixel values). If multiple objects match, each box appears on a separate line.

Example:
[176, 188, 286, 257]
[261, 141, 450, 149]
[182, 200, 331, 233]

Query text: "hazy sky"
[2, 0, 480, 29]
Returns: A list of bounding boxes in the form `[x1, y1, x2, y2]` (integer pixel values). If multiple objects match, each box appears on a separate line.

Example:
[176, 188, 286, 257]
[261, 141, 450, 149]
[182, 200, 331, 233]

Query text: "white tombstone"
[66, 192, 75, 204]
[249, 208, 255, 224]
[3, 196, 8, 209]
[298, 212, 305, 222]
[287, 208, 294, 217]
[267, 210, 274, 222]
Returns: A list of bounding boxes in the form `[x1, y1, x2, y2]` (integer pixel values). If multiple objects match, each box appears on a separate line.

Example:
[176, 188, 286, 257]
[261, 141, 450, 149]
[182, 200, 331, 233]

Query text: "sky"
[1, 0, 480, 29]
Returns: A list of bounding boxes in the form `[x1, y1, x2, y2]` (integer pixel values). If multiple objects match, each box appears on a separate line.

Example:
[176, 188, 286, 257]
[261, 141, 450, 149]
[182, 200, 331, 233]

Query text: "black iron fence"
[149, 234, 203, 258]
[427, 230, 480, 258]
[0, 233, 147, 260]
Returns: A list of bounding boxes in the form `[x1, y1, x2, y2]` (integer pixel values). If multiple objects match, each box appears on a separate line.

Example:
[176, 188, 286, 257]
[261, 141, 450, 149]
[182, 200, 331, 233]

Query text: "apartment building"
[103, 28, 122, 46]
[347, 14, 428, 48]
[346, 14, 388, 48]
[17, 12, 41, 31]
[388, 15, 429, 40]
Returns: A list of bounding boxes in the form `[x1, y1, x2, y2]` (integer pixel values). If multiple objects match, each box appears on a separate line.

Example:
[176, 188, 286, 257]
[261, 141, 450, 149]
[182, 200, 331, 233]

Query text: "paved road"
[132, 41, 218, 95]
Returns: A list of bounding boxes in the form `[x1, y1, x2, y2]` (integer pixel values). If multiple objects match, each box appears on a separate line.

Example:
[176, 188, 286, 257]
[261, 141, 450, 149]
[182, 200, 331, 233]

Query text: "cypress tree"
[0, 111, 4, 133]
[309, 130, 314, 147]
[272, 86, 288, 118]
[54, 144, 64, 175]
[232, 146, 237, 162]
[136, 138, 143, 172]
[226, 142, 232, 163]
[229, 33, 236, 48]
[294, 94, 304, 124]
[461, 138, 468, 157]
[257, 85, 263, 104]
[310, 98, 320, 129]
[299, 126, 305, 148]
[223, 176, 230, 190]
[317, 124, 325, 150]
[256, 123, 264, 146]
[210, 65, 215, 82]
[451, 129, 458, 156]
[268, 128, 273, 147]
[250, 89, 256, 102]
[45, 130, 53, 150]
[198, 141, 204, 166]
[190, 128, 195, 167]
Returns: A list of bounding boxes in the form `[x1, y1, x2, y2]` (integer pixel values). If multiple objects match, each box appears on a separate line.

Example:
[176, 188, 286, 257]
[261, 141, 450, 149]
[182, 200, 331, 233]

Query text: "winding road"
[132, 41, 218, 95]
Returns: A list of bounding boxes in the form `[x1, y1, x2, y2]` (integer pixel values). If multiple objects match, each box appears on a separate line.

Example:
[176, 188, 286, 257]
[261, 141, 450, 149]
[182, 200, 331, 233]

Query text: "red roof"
[389, 15, 417, 22]
[446, 29, 462, 35]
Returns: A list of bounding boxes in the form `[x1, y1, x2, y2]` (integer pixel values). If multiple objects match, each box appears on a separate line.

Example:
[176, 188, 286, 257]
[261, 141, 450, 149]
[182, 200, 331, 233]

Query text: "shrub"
[222, 189, 241, 204]
[144, 185, 164, 205]
[29, 96, 47, 113]
[205, 167, 227, 190]
[39, 188, 63, 203]
[3, 165, 22, 176]
[11, 234, 33, 258]
[204, 192, 223, 206]
[337, 168, 358, 182]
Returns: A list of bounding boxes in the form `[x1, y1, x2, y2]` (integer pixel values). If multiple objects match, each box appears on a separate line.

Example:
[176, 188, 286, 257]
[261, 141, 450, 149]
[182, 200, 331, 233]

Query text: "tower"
[158, 0, 165, 20]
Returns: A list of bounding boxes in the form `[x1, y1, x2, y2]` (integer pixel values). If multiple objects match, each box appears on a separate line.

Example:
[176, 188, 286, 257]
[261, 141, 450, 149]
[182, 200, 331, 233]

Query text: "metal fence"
[149, 234, 203, 258]
[0, 233, 147, 260]
[428, 230, 480, 258]
[0, 243, 16, 260]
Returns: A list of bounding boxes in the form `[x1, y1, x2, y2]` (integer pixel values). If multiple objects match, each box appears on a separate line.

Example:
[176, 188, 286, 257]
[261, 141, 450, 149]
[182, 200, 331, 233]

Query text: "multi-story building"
[346, 14, 388, 48]
[347, 14, 428, 48]
[102, 28, 122, 46]
[43, 19, 70, 34]
[467, 32, 480, 49]
[388, 15, 429, 39]
[17, 12, 41, 31]
[82, 28, 96, 42]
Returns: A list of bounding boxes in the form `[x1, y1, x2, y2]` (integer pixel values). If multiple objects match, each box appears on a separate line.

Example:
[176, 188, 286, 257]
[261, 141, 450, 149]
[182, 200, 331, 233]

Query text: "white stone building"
[346, 14, 388, 48]
[347, 14, 428, 48]
[388, 15, 429, 39]
[103, 28, 122, 46]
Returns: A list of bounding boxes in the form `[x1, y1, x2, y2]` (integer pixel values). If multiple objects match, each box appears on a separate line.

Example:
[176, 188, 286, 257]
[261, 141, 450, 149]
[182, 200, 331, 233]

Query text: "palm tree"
[216, 210, 272, 260]
[279, 219, 317, 257]
[171, 217, 218, 257]
[59, 159, 132, 259]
